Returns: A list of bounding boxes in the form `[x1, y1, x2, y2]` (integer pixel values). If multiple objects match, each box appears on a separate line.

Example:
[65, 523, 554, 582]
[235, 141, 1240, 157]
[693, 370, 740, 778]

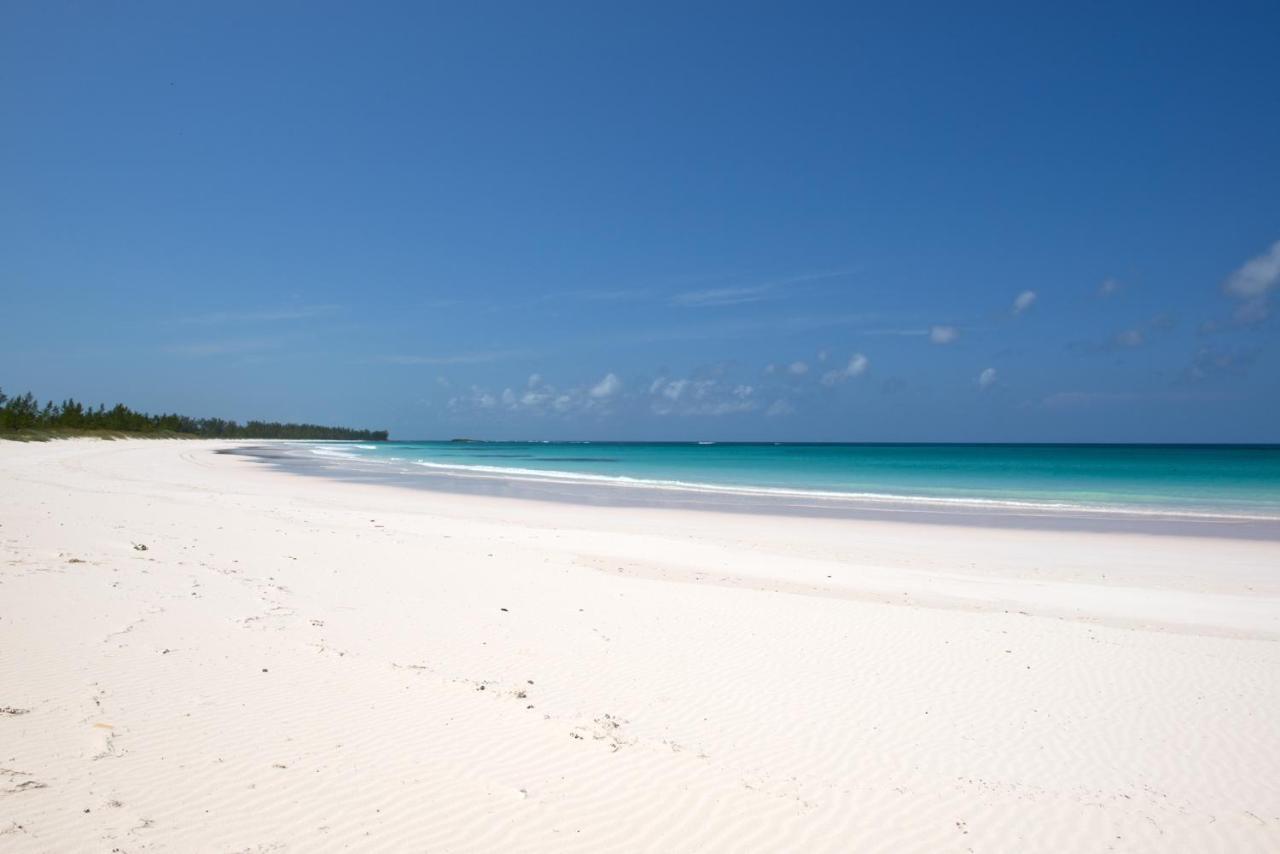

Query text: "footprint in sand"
[89, 722, 121, 760]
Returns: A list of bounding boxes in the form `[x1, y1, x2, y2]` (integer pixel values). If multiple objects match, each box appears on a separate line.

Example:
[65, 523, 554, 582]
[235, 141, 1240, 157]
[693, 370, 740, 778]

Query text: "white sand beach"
[2, 438, 1279, 852]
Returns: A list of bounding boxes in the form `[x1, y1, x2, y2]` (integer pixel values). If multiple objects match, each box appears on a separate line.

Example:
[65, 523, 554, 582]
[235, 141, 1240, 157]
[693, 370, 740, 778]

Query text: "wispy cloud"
[1210, 238, 1280, 330]
[1069, 312, 1175, 353]
[1114, 328, 1144, 348]
[1223, 240, 1280, 298]
[1180, 346, 1259, 384]
[539, 288, 654, 304]
[180, 305, 341, 325]
[1042, 389, 1229, 408]
[461, 371, 626, 418]
[167, 336, 292, 357]
[589, 372, 622, 398]
[1098, 278, 1121, 298]
[859, 328, 930, 337]
[929, 325, 959, 344]
[449, 386, 497, 410]
[821, 354, 869, 385]
[978, 367, 997, 389]
[861, 324, 981, 340]
[371, 349, 532, 366]
[646, 375, 759, 416]
[669, 269, 858, 308]
[670, 285, 775, 307]
[1011, 291, 1037, 315]
[613, 311, 882, 345]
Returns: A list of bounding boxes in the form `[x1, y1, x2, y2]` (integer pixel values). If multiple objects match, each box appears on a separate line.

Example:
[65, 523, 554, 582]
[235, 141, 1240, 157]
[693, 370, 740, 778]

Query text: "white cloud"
[929, 325, 959, 344]
[659, 379, 689, 401]
[589, 372, 621, 398]
[448, 386, 496, 410]
[766, 399, 795, 417]
[517, 374, 555, 407]
[1223, 239, 1280, 298]
[1098, 278, 1121, 297]
[788, 361, 809, 375]
[821, 353, 869, 386]
[521, 389, 552, 407]
[458, 371, 627, 417]
[817, 349, 829, 362]
[1211, 240, 1280, 329]
[978, 367, 997, 389]
[647, 377, 758, 416]
[1012, 290, 1037, 315]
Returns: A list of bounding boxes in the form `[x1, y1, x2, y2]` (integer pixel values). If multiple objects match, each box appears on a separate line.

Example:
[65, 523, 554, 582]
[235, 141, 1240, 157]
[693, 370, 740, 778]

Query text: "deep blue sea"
[307, 442, 1280, 519]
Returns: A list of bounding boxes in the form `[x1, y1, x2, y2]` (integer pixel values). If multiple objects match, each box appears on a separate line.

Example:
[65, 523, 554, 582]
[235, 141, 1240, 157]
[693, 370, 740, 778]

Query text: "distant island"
[0, 386, 388, 442]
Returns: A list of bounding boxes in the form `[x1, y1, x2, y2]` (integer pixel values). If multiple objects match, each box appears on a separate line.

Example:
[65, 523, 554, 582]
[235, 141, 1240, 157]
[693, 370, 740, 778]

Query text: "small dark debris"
[500, 607, 508, 612]
[0, 707, 30, 716]
[261, 668, 268, 673]
[133, 544, 148, 552]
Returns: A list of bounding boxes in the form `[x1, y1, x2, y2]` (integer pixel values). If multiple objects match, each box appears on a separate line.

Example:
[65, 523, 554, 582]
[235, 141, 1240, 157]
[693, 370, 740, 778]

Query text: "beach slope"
[2, 439, 1278, 851]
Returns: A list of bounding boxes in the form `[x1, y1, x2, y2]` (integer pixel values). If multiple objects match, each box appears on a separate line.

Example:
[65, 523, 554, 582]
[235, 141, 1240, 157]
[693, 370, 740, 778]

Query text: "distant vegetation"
[0, 387, 388, 441]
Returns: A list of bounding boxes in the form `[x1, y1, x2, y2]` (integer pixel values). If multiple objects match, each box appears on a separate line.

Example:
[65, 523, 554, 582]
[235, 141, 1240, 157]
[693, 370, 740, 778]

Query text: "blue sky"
[3, 1, 1277, 441]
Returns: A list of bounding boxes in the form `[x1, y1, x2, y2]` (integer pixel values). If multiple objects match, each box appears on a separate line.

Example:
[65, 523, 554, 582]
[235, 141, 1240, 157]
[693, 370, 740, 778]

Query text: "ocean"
[303, 441, 1280, 520]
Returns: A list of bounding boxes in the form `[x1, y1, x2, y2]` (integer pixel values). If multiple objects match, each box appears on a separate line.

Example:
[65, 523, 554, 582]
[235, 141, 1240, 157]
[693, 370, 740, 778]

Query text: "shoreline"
[3, 438, 1279, 851]
[236, 442, 1280, 541]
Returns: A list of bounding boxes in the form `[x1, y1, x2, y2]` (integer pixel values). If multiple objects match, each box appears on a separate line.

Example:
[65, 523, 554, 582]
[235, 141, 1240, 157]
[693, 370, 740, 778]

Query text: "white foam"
[383, 459, 1280, 522]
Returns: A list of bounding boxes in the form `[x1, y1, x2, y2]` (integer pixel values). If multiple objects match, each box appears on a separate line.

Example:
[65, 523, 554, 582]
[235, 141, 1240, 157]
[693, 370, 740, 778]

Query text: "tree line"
[0, 387, 388, 441]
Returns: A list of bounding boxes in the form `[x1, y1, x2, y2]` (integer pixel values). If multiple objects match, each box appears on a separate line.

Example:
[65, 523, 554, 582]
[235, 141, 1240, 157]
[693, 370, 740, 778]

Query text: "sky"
[2, 1, 1278, 442]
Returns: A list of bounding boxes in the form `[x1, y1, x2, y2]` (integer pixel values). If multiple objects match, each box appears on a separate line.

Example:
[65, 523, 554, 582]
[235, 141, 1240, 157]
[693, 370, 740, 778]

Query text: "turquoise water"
[310, 442, 1280, 518]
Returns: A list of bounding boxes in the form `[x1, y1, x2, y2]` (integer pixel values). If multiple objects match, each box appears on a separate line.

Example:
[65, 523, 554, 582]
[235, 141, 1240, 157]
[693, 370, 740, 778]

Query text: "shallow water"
[303, 441, 1280, 521]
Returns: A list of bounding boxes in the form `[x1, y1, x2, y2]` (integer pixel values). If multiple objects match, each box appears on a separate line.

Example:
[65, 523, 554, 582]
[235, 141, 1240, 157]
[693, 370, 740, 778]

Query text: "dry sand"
[2, 439, 1278, 852]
